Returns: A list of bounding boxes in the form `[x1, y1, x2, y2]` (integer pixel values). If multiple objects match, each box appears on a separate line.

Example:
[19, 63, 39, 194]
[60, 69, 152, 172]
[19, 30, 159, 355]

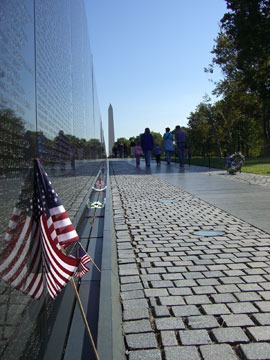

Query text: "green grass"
[180, 157, 270, 176]
[242, 163, 270, 176]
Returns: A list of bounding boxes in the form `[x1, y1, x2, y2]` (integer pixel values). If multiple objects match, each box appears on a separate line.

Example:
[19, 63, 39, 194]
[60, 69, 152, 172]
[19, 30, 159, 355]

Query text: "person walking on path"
[141, 128, 154, 167]
[163, 127, 174, 165]
[123, 143, 128, 158]
[130, 139, 136, 157]
[117, 142, 124, 158]
[175, 125, 187, 167]
[112, 143, 118, 158]
[154, 144, 161, 166]
[133, 142, 143, 167]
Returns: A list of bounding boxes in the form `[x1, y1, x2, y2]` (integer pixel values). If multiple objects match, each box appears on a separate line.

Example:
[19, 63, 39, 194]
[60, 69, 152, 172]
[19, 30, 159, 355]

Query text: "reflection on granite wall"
[36, 0, 73, 138]
[0, 0, 105, 358]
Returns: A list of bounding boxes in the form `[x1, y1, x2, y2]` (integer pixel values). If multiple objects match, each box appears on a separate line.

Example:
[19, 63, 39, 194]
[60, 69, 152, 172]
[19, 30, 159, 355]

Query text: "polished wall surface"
[0, 1, 105, 358]
[0, 0, 36, 168]
[36, 0, 73, 138]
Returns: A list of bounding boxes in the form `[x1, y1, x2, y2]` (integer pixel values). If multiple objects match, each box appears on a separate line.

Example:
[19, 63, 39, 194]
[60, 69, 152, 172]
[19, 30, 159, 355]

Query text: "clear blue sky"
[85, 0, 227, 146]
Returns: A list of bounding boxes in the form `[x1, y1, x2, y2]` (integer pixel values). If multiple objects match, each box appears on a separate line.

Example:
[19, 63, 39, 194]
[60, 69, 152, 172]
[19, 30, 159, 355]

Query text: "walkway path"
[110, 159, 270, 360]
[128, 160, 270, 234]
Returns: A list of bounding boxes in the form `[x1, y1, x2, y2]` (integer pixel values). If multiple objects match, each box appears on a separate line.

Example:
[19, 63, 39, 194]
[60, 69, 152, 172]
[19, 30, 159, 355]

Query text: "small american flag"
[0, 159, 80, 299]
[74, 245, 92, 278]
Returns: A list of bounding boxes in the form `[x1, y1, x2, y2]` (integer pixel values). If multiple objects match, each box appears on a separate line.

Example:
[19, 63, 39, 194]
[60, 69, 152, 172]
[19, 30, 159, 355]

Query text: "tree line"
[117, 0, 270, 158]
[0, 108, 106, 175]
[200, 0, 270, 157]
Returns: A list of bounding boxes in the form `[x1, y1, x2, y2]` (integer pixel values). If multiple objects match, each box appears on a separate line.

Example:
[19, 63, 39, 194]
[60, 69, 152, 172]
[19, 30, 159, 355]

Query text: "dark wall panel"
[0, 1, 106, 358]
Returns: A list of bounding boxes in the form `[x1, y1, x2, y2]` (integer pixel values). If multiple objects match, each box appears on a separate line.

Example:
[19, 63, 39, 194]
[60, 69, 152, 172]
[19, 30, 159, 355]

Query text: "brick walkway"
[212, 170, 270, 189]
[111, 161, 270, 360]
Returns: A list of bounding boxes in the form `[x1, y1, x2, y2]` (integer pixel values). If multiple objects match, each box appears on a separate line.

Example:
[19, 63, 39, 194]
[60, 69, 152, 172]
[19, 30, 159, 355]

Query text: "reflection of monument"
[108, 104, 115, 156]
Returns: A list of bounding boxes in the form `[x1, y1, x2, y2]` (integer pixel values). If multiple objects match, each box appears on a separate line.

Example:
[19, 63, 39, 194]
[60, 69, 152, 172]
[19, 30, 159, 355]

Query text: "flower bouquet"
[226, 152, 245, 174]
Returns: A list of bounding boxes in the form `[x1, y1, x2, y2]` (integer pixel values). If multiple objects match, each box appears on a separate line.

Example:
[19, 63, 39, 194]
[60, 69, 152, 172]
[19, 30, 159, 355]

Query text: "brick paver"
[213, 170, 270, 189]
[111, 161, 270, 360]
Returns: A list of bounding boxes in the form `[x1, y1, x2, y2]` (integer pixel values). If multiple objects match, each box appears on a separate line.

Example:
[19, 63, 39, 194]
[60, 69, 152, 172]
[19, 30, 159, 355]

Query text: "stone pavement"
[213, 170, 270, 189]
[110, 160, 270, 360]
[144, 161, 270, 234]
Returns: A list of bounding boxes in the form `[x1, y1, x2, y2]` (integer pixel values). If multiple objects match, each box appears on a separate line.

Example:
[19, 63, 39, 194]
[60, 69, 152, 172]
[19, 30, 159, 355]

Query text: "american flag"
[0, 159, 80, 299]
[74, 245, 92, 278]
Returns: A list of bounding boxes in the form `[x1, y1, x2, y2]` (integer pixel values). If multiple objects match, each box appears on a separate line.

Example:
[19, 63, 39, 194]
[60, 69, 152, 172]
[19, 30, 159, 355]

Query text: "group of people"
[112, 142, 129, 158]
[133, 126, 187, 168]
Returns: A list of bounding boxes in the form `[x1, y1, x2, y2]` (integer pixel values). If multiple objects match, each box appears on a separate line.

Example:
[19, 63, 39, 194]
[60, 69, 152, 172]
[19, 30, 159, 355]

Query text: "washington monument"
[108, 104, 115, 156]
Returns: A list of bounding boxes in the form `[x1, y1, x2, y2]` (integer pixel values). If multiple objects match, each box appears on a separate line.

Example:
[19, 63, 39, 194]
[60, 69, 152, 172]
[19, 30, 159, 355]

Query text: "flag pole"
[70, 277, 100, 360]
[60, 246, 99, 360]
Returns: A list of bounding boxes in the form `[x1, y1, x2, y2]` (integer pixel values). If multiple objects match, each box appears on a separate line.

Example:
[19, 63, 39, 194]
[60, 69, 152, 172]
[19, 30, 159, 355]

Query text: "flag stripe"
[14, 233, 42, 292]
[41, 225, 76, 284]
[74, 246, 92, 278]
[40, 212, 79, 298]
[6, 224, 40, 286]
[21, 254, 43, 294]
[20, 257, 44, 298]
[5, 208, 23, 236]
[0, 216, 32, 276]
[57, 230, 78, 244]
[28, 274, 44, 299]
[53, 217, 71, 229]
[81, 263, 89, 272]
[41, 214, 79, 269]
[49, 205, 65, 216]
[75, 269, 88, 277]
[49, 207, 79, 246]
[44, 266, 58, 299]
[81, 254, 91, 265]
[0, 215, 45, 299]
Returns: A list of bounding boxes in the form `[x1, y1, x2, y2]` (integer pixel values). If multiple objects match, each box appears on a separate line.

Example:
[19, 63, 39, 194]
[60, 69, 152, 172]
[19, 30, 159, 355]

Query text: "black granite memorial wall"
[0, 1, 105, 358]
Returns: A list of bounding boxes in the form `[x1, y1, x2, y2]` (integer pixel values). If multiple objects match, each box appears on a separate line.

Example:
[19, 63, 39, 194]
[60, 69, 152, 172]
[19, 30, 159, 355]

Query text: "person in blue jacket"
[140, 128, 154, 167]
[163, 127, 174, 165]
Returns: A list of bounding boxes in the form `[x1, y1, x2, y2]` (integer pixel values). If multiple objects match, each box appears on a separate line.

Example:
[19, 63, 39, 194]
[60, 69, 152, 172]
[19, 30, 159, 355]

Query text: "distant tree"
[127, 132, 163, 146]
[116, 137, 129, 145]
[209, 0, 270, 155]
[151, 132, 163, 146]
[187, 103, 213, 157]
[85, 138, 103, 159]
[0, 108, 31, 173]
[66, 134, 79, 148]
